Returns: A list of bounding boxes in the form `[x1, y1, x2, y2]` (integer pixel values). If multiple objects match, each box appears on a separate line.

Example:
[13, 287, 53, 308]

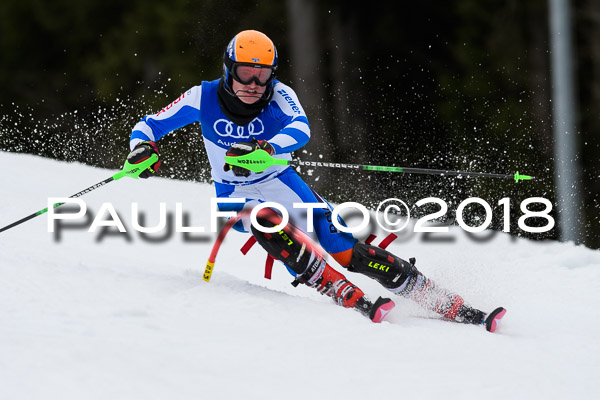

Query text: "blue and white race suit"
[130, 79, 356, 266]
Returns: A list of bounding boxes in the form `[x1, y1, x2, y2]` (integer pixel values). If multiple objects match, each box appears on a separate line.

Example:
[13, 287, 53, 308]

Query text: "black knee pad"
[251, 208, 317, 276]
[348, 242, 413, 289]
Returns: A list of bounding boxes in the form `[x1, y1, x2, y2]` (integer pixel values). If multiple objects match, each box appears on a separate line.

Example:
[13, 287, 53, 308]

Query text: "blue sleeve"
[129, 86, 201, 150]
[268, 83, 311, 154]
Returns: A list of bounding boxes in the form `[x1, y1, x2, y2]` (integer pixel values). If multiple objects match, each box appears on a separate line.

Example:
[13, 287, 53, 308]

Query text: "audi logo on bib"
[213, 118, 264, 139]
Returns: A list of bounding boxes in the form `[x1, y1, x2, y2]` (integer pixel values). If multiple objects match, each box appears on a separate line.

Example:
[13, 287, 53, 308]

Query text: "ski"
[360, 296, 396, 323]
[484, 307, 507, 333]
[204, 209, 505, 329]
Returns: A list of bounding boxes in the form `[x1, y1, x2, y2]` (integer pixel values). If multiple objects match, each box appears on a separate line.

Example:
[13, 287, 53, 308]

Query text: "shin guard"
[348, 243, 413, 290]
[349, 242, 470, 320]
[251, 208, 366, 309]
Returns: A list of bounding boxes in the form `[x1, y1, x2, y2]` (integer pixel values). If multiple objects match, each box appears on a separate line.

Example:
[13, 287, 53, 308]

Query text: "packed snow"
[1, 151, 599, 400]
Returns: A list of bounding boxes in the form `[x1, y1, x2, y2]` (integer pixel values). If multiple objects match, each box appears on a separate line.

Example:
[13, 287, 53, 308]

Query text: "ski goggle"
[230, 64, 275, 86]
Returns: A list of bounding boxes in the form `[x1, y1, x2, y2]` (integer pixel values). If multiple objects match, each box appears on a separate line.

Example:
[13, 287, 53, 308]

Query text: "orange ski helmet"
[223, 30, 278, 94]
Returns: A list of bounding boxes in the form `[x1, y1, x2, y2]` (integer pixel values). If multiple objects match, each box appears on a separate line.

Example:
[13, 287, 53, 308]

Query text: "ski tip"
[485, 307, 506, 333]
[370, 297, 395, 323]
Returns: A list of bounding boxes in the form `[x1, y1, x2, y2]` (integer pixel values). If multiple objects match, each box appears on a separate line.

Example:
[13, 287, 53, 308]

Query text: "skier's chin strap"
[217, 79, 273, 126]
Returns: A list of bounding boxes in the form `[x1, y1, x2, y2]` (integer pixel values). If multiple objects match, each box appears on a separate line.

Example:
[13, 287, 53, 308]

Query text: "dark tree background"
[0, 0, 598, 248]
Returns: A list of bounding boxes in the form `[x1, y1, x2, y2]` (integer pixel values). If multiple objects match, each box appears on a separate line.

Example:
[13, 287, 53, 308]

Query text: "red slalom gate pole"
[203, 215, 243, 282]
[202, 208, 328, 282]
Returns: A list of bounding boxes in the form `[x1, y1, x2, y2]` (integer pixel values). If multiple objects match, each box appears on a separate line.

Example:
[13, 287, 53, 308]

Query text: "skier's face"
[232, 78, 266, 104]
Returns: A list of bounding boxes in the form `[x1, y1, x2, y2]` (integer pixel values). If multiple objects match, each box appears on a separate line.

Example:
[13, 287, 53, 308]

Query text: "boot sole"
[370, 297, 395, 323]
[485, 307, 507, 333]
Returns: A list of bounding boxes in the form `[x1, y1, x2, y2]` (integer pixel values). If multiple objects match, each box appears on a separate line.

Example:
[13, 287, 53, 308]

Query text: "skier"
[125, 30, 505, 331]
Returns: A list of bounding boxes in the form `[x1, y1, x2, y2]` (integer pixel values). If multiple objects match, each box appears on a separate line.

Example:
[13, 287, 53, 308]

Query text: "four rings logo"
[214, 117, 264, 139]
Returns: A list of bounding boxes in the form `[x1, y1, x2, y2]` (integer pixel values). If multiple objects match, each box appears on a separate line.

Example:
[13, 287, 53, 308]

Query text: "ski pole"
[0, 154, 158, 234]
[224, 150, 534, 182]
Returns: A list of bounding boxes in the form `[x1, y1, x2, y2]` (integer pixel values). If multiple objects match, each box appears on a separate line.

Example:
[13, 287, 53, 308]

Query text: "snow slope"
[1, 151, 599, 400]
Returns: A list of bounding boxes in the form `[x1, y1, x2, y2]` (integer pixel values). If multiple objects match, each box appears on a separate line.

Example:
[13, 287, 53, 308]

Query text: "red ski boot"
[304, 262, 395, 323]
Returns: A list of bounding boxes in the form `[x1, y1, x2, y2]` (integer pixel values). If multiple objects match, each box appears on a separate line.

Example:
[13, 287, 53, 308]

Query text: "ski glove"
[127, 141, 161, 179]
[224, 138, 275, 177]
